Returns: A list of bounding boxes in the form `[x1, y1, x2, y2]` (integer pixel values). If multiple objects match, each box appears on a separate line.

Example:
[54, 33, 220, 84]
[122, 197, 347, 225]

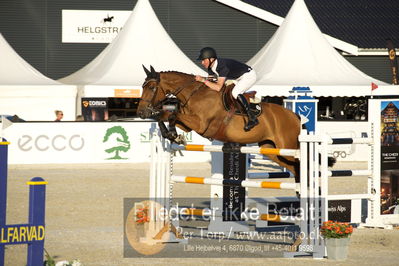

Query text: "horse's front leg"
[166, 114, 187, 145]
[157, 116, 184, 144]
[158, 121, 170, 139]
[167, 114, 178, 140]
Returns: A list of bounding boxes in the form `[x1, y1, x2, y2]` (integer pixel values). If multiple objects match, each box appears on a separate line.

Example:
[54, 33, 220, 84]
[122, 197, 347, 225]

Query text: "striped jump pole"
[248, 172, 294, 179]
[181, 208, 210, 217]
[300, 134, 374, 146]
[171, 175, 298, 190]
[171, 143, 299, 158]
[248, 170, 371, 179]
[259, 214, 299, 224]
[327, 170, 372, 176]
[329, 137, 373, 145]
[248, 154, 270, 160]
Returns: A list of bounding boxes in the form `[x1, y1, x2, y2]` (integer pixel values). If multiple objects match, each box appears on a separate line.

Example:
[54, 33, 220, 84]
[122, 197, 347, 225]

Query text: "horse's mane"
[160, 70, 194, 78]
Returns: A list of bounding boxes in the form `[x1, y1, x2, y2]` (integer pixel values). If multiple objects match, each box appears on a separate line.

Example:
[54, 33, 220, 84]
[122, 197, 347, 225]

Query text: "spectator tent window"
[318, 97, 368, 121]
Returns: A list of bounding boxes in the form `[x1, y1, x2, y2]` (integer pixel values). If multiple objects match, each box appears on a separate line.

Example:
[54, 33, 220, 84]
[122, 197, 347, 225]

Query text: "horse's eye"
[150, 86, 156, 91]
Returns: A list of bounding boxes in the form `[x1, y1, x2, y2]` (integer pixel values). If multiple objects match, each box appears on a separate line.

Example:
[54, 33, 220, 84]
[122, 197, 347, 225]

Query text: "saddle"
[222, 83, 262, 116]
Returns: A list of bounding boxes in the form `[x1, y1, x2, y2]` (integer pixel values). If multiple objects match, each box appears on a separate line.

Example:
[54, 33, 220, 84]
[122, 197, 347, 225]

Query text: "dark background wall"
[0, 0, 393, 83]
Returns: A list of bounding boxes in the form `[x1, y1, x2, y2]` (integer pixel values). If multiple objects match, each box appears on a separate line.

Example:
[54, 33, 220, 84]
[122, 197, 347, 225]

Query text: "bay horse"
[137, 66, 302, 181]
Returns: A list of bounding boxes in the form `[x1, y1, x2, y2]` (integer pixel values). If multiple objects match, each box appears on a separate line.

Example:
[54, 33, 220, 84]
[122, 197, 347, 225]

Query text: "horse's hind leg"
[266, 154, 299, 181]
[259, 142, 300, 183]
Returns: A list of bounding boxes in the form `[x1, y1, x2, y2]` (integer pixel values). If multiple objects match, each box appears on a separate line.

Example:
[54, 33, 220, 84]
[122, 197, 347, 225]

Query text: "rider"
[195, 47, 259, 131]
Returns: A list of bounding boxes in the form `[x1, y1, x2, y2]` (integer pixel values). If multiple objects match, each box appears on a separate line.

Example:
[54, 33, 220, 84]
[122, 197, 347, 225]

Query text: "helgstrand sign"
[62, 10, 131, 43]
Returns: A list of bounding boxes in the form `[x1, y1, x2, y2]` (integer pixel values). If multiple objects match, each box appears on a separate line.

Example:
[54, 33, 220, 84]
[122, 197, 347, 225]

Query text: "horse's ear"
[142, 65, 150, 77]
[150, 65, 156, 74]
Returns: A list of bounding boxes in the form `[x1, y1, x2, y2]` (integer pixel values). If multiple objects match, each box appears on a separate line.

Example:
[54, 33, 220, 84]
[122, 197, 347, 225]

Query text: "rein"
[176, 81, 203, 108]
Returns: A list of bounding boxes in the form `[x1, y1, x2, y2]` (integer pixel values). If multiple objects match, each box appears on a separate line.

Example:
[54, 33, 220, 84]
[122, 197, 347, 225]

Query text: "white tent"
[0, 34, 77, 121]
[248, 0, 398, 97]
[59, 0, 205, 106]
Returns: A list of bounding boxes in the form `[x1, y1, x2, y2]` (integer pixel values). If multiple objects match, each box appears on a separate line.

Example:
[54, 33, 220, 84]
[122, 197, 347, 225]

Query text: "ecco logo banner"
[18, 135, 85, 151]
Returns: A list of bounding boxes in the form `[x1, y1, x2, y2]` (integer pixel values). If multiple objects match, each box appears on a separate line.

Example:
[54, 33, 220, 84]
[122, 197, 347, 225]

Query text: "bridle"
[141, 76, 203, 116]
[139, 78, 164, 118]
[140, 78, 159, 105]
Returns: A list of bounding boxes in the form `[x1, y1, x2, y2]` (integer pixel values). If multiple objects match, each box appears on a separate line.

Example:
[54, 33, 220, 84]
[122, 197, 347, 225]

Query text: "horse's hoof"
[167, 132, 178, 140]
[174, 135, 187, 145]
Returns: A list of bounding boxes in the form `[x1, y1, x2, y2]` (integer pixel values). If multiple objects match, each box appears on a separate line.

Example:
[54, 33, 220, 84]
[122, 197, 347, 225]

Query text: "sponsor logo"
[62, 10, 130, 43]
[297, 105, 312, 119]
[103, 126, 131, 160]
[82, 100, 107, 108]
[102, 14, 114, 24]
[18, 134, 84, 151]
[88, 100, 107, 107]
[389, 49, 396, 60]
[77, 26, 122, 34]
[139, 131, 193, 143]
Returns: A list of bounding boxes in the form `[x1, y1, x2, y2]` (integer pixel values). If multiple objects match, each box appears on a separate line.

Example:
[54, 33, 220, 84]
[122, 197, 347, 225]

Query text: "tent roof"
[248, 0, 391, 97]
[0, 33, 62, 85]
[244, 0, 399, 49]
[59, 0, 205, 86]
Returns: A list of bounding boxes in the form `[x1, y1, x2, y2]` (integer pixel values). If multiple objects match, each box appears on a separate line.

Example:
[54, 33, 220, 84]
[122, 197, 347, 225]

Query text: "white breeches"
[231, 69, 257, 99]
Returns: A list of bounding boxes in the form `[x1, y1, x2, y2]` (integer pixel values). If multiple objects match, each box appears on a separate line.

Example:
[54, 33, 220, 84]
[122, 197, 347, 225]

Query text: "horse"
[102, 15, 114, 23]
[137, 66, 302, 182]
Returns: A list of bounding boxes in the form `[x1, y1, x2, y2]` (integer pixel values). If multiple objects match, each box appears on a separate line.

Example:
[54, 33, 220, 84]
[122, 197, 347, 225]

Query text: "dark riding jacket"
[208, 58, 252, 80]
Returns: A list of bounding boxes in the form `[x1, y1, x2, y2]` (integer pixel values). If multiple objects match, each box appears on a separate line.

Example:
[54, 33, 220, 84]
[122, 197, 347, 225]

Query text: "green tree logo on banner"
[103, 126, 131, 159]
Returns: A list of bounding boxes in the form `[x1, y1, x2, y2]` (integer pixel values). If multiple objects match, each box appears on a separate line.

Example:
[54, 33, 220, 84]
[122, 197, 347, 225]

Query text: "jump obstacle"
[140, 98, 399, 259]
[142, 128, 327, 257]
[0, 141, 47, 266]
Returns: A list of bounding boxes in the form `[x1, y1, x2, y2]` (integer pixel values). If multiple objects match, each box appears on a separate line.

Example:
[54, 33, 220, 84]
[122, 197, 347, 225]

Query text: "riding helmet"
[197, 47, 217, 60]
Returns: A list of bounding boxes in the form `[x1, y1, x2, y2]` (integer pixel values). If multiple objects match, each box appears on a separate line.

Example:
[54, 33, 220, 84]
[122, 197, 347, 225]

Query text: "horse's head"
[137, 65, 165, 119]
[138, 66, 200, 120]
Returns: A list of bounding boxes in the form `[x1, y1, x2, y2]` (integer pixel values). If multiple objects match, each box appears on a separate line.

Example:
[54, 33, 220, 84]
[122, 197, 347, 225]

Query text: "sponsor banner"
[82, 98, 109, 122]
[328, 200, 351, 222]
[4, 122, 211, 164]
[62, 10, 131, 43]
[222, 143, 246, 221]
[380, 101, 399, 215]
[114, 89, 141, 98]
[386, 39, 399, 85]
[380, 101, 399, 169]
[295, 101, 316, 133]
[0, 225, 45, 245]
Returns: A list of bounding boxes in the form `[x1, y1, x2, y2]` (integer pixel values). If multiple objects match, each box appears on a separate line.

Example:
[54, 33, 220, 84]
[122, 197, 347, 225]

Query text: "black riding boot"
[237, 94, 259, 131]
